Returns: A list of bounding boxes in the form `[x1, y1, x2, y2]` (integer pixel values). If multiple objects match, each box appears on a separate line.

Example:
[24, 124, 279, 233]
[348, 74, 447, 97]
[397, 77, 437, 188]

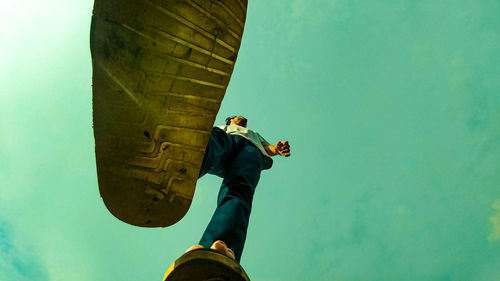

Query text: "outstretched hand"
[276, 141, 291, 157]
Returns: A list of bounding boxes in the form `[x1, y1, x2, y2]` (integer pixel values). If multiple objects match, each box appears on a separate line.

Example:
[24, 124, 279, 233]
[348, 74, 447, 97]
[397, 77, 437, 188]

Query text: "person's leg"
[186, 127, 234, 257]
[199, 136, 264, 261]
[198, 127, 232, 178]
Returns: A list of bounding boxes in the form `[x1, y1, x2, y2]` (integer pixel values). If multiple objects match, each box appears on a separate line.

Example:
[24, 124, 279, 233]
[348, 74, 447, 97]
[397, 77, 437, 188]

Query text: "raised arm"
[262, 141, 291, 157]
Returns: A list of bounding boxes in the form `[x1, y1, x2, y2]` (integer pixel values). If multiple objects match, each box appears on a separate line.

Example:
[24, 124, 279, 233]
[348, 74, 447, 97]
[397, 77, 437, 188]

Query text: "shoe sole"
[90, 0, 247, 227]
[162, 249, 250, 281]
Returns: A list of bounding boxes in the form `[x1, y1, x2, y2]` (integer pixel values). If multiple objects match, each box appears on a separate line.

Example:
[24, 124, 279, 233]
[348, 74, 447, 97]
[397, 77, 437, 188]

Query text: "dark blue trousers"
[198, 127, 264, 261]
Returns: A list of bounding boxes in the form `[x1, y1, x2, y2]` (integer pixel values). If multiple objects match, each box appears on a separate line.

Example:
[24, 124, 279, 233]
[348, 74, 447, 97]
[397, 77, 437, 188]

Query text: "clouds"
[2, 0, 500, 280]
[0, 220, 49, 281]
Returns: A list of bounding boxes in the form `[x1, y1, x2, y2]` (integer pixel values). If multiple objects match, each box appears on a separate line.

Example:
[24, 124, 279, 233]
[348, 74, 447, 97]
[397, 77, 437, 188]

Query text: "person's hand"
[275, 141, 291, 157]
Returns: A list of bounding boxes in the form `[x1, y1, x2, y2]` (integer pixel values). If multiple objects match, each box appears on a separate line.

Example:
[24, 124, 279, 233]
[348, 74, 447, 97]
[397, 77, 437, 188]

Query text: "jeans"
[198, 127, 264, 261]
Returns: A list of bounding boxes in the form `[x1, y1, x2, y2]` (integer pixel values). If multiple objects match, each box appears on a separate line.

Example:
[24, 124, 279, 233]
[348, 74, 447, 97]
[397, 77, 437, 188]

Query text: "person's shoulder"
[246, 128, 264, 139]
[245, 127, 259, 134]
[251, 130, 269, 143]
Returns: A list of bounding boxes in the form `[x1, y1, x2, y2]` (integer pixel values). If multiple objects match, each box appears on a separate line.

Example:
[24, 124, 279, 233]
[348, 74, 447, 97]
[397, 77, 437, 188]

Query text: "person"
[186, 116, 291, 262]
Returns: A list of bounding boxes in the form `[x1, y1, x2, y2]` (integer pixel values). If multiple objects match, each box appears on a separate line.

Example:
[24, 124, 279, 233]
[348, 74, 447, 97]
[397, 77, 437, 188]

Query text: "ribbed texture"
[91, 0, 247, 227]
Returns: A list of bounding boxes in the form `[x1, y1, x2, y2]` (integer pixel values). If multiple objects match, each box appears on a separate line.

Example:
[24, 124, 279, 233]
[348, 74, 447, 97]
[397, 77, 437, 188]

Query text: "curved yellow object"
[90, 0, 247, 227]
[162, 249, 250, 281]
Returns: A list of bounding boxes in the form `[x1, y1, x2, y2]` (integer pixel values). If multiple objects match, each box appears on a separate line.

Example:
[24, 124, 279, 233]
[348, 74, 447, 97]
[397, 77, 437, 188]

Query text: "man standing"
[187, 116, 291, 261]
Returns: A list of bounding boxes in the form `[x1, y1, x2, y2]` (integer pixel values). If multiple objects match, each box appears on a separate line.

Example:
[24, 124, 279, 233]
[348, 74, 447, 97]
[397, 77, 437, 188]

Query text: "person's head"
[225, 116, 247, 128]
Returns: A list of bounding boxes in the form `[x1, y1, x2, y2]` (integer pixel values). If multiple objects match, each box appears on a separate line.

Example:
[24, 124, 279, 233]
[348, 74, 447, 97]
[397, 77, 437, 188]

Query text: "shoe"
[163, 248, 249, 281]
[90, 0, 248, 227]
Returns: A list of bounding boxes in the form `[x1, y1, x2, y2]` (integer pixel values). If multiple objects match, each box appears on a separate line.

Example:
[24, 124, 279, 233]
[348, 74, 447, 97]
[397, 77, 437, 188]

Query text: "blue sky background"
[1, 0, 500, 280]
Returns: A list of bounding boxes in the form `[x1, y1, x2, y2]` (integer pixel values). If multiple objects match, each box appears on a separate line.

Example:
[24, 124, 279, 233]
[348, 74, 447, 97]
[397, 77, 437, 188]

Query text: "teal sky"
[2, 0, 500, 280]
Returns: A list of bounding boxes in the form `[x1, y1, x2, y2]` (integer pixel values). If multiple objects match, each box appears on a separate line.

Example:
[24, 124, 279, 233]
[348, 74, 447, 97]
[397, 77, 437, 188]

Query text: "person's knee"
[219, 187, 255, 208]
[224, 173, 259, 195]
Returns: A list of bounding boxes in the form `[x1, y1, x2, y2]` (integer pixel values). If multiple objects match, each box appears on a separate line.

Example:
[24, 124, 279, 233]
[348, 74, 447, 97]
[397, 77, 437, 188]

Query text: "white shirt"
[217, 125, 273, 169]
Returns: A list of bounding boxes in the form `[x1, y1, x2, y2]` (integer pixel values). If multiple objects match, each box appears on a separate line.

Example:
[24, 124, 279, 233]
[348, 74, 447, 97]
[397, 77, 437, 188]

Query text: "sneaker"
[163, 248, 249, 281]
[90, 0, 248, 227]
